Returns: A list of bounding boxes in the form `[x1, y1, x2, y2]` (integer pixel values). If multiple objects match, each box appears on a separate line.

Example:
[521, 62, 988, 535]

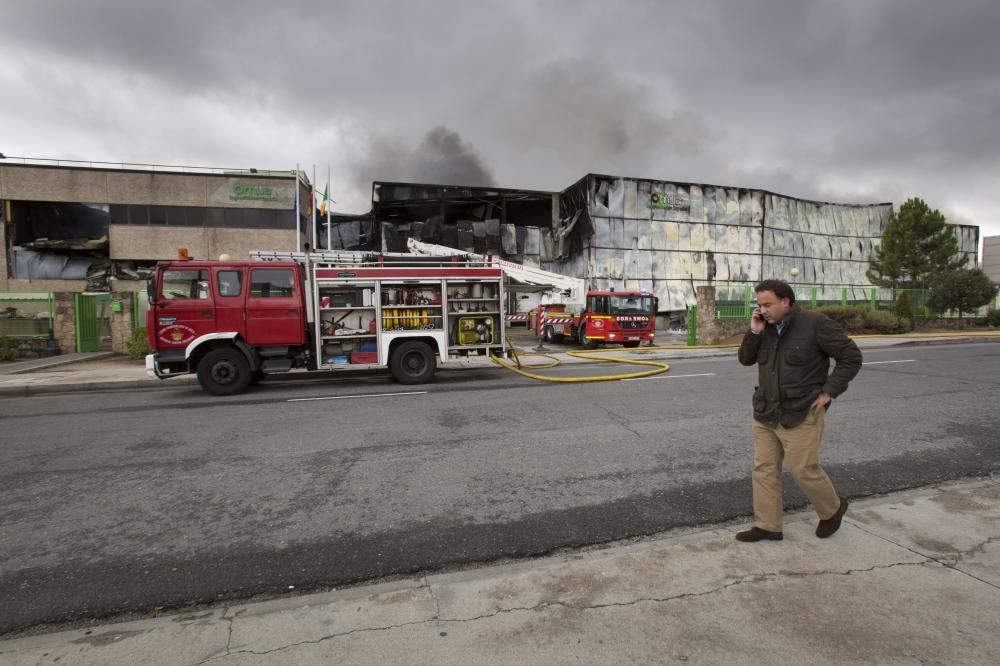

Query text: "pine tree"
[867, 198, 968, 289]
[926, 268, 998, 323]
[894, 291, 914, 327]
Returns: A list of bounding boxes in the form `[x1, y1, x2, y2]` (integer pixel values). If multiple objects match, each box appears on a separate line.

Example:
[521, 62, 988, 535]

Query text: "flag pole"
[311, 164, 318, 252]
[326, 164, 332, 251]
[294, 163, 301, 253]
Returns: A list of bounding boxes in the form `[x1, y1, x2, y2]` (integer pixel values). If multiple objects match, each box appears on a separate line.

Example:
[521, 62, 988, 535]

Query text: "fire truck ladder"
[250, 248, 493, 268]
[405, 239, 585, 303]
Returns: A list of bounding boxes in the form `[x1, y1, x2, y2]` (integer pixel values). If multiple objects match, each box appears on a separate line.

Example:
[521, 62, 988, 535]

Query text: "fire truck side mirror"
[147, 275, 157, 305]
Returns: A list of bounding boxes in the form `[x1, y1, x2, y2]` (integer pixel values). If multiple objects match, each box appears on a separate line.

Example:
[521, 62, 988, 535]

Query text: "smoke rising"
[350, 125, 494, 197]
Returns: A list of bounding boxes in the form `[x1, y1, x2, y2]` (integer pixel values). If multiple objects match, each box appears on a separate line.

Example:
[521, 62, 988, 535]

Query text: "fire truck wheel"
[577, 324, 598, 349]
[623, 341, 641, 348]
[197, 347, 252, 396]
[542, 326, 562, 344]
[390, 340, 436, 384]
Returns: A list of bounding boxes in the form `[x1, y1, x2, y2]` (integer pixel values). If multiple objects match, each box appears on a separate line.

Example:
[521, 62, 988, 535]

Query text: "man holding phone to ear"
[736, 279, 862, 542]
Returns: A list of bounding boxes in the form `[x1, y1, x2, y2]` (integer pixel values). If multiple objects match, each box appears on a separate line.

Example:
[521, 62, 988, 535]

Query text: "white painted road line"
[863, 360, 917, 365]
[287, 391, 429, 402]
[624, 372, 717, 382]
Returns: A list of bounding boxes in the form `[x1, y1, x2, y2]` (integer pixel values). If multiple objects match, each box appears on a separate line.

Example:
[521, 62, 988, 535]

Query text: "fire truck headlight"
[609, 333, 616, 339]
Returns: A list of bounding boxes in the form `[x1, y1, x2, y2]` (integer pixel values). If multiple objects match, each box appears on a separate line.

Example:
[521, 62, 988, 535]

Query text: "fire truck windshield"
[610, 294, 656, 315]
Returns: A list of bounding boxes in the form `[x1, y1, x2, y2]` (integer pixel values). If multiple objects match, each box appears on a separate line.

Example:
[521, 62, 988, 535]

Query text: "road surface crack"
[849, 522, 1000, 591]
[424, 576, 442, 621]
[605, 409, 642, 439]
[434, 560, 930, 623]
[190, 561, 925, 663]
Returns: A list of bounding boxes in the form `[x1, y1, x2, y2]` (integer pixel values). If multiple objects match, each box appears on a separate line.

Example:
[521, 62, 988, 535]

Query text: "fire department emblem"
[158, 324, 196, 345]
[591, 319, 604, 329]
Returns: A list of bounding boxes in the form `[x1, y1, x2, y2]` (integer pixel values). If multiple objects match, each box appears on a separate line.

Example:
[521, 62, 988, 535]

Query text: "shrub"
[814, 306, 909, 334]
[863, 310, 911, 335]
[127, 327, 150, 360]
[814, 305, 868, 331]
[0, 336, 16, 362]
[984, 309, 1000, 328]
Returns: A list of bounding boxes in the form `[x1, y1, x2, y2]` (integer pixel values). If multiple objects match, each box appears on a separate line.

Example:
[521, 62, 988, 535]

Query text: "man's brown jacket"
[738, 305, 863, 428]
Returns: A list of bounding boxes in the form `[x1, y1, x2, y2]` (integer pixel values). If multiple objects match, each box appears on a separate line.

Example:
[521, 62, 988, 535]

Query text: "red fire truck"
[145, 251, 506, 395]
[537, 291, 658, 348]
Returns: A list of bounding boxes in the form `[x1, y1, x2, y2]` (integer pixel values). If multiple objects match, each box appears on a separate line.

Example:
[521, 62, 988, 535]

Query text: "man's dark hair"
[754, 279, 796, 304]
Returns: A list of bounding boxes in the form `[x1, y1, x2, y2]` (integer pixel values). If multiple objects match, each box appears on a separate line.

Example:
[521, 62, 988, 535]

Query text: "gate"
[75, 293, 112, 352]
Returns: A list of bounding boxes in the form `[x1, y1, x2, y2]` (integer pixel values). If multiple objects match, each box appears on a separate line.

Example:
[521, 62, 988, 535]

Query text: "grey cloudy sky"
[3, 0, 999, 246]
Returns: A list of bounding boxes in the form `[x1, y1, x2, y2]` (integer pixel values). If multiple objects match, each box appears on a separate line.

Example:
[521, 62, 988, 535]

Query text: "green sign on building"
[230, 184, 280, 202]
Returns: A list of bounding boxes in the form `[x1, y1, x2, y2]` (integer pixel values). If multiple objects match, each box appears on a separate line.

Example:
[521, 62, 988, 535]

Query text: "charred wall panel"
[565, 176, 895, 311]
[761, 194, 890, 291]
[577, 177, 767, 310]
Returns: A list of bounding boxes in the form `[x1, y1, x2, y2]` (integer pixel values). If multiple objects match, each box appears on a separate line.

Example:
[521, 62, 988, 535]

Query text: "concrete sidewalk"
[1, 477, 997, 664]
[0, 333, 996, 397]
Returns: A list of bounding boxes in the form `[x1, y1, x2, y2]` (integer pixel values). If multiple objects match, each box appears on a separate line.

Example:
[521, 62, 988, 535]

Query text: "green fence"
[714, 285, 999, 320]
[0, 292, 54, 337]
[74, 293, 112, 352]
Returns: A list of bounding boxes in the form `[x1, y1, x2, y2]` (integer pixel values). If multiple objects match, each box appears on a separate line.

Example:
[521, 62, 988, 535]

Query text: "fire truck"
[536, 291, 658, 348]
[145, 250, 507, 395]
[406, 239, 658, 349]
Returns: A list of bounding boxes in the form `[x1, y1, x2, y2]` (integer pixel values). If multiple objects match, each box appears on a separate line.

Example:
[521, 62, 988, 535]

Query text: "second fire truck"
[536, 291, 658, 348]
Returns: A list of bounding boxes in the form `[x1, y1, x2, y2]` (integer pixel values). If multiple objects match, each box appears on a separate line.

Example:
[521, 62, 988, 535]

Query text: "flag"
[319, 184, 329, 215]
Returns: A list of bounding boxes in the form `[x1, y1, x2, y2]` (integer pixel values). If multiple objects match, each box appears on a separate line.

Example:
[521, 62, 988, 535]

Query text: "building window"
[162, 269, 209, 300]
[250, 269, 294, 298]
[109, 204, 293, 229]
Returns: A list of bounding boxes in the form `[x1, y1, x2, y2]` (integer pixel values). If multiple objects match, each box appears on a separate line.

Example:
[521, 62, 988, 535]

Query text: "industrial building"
[329, 175, 979, 312]
[983, 236, 1000, 285]
[0, 159, 306, 293]
[0, 158, 983, 354]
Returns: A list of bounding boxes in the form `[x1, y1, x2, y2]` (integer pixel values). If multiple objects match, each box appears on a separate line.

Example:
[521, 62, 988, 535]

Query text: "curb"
[0, 376, 199, 397]
[0, 351, 120, 376]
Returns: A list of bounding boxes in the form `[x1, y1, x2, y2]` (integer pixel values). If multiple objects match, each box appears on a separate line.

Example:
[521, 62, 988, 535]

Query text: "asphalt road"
[2, 341, 999, 635]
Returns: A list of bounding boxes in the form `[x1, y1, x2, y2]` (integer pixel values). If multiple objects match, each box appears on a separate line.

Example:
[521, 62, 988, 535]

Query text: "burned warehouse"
[321, 174, 979, 312]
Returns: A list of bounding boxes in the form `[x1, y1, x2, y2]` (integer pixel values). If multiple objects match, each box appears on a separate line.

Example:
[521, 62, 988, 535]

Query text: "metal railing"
[0, 292, 54, 337]
[713, 284, 999, 320]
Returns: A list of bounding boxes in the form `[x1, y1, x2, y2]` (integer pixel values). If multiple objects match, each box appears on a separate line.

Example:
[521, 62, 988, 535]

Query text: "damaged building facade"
[0, 160, 307, 353]
[326, 174, 980, 313]
[0, 161, 305, 292]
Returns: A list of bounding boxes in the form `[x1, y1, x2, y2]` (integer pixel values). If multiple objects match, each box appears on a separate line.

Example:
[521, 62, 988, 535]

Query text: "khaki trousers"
[751, 408, 840, 532]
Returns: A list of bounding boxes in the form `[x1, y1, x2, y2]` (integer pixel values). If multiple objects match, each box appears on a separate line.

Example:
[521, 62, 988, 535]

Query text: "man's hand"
[750, 307, 765, 334]
[811, 392, 832, 413]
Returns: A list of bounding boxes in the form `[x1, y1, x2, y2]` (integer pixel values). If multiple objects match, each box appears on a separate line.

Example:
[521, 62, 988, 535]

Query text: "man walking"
[736, 280, 862, 542]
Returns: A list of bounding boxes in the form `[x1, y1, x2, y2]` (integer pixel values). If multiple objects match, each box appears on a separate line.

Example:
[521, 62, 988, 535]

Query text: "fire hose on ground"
[490, 336, 672, 382]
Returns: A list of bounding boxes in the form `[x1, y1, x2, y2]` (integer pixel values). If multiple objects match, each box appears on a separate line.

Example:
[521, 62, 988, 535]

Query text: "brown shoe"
[735, 526, 783, 542]
[816, 496, 849, 538]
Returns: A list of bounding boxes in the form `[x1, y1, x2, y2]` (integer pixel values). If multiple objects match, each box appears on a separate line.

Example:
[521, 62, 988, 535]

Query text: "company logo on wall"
[230, 184, 280, 202]
[649, 191, 688, 211]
